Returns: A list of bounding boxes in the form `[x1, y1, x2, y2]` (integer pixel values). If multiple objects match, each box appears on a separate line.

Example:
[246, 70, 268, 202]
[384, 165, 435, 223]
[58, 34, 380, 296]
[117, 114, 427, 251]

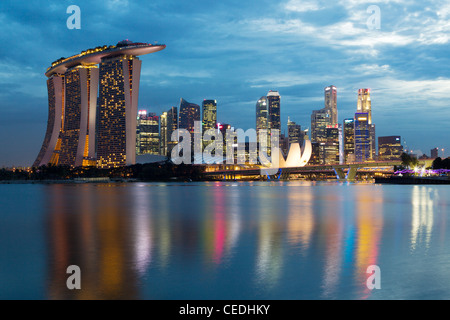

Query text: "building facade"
[431, 147, 439, 159]
[202, 99, 217, 133]
[136, 111, 160, 155]
[324, 85, 338, 125]
[311, 108, 331, 143]
[354, 113, 371, 162]
[96, 55, 142, 168]
[343, 118, 355, 163]
[34, 40, 165, 168]
[378, 136, 402, 161]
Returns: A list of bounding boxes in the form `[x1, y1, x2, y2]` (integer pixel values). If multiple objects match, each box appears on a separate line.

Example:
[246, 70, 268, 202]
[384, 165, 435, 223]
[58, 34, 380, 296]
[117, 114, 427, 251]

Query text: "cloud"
[284, 0, 323, 12]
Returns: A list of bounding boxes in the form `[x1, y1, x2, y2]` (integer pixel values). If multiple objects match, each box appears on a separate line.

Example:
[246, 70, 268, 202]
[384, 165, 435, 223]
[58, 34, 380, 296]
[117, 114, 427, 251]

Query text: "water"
[0, 181, 449, 300]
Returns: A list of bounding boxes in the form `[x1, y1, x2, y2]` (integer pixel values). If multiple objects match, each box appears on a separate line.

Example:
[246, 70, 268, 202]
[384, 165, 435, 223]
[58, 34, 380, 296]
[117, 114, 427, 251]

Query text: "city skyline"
[1, 1, 450, 166]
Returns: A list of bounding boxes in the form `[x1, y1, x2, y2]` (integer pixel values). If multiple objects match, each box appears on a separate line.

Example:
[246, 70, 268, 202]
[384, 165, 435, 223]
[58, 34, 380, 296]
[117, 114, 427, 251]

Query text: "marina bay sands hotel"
[33, 40, 166, 168]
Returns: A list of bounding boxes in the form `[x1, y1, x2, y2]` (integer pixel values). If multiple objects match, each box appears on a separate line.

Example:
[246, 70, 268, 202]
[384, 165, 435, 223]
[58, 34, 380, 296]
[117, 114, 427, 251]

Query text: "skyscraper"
[159, 111, 168, 157]
[378, 136, 402, 161]
[136, 110, 160, 155]
[256, 96, 269, 157]
[179, 98, 201, 155]
[96, 54, 142, 168]
[317, 124, 339, 165]
[267, 90, 281, 131]
[202, 100, 217, 133]
[354, 113, 371, 162]
[33, 75, 65, 167]
[256, 96, 268, 134]
[343, 118, 355, 163]
[59, 65, 99, 167]
[357, 89, 372, 123]
[166, 106, 178, 157]
[34, 40, 166, 168]
[179, 98, 201, 134]
[357, 89, 376, 160]
[311, 108, 331, 143]
[287, 117, 302, 147]
[324, 85, 337, 125]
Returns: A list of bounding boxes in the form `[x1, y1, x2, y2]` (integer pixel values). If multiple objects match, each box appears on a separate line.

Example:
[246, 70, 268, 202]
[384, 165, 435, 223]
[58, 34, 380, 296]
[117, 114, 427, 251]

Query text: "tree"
[401, 152, 419, 169]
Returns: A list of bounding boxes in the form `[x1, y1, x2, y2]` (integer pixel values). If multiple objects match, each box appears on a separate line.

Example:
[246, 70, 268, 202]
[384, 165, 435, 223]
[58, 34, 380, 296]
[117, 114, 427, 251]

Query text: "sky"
[0, 0, 449, 167]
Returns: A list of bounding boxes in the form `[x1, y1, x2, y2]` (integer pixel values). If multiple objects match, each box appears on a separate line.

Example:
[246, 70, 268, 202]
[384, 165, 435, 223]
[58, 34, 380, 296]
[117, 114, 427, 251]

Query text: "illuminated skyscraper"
[370, 124, 376, 160]
[267, 90, 281, 131]
[202, 100, 217, 133]
[318, 125, 339, 165]
[357, 89, 376, 160]
[33, 41, 166, 167]
[166, 106, 178, 157]
[96, 55, 142, 168]
[343, 118, 355, 163]
[287, 117, 302, 147]
[256, 96, 269, 157]
[34, 40, 165, 168]
[136, 110, 160, 155]
[33, 75, 65, 167]
[179, 98, 201, 154]
[179, 98, 200, 134]
[256, 96, 268, 133]
[378, 136, 402, 161]
[159, 111, 168, 157]
[311, 108, 331, 143]
[354, 113, 371, 162]
[324, 85, 338, 125]
[357, 89, 372, 123]
[59, 65, 99, 167]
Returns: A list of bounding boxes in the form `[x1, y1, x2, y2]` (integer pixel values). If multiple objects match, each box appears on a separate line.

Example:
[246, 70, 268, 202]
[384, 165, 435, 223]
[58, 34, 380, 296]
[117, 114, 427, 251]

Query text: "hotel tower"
[34, 40, 165, 168]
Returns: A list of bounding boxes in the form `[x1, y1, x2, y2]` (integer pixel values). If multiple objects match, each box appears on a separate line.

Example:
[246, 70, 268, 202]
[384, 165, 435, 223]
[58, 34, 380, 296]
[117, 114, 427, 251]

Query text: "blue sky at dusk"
[0, 0, 449, 166]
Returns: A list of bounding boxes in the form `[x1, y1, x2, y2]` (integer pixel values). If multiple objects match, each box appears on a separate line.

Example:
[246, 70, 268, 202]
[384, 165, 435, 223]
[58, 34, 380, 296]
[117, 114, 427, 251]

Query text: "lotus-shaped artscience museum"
[270, 139, 312, 168]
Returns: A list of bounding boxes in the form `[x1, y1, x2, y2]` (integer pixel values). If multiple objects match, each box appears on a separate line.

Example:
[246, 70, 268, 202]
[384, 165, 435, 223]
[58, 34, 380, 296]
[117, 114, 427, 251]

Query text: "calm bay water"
[0, 181, 449, 300]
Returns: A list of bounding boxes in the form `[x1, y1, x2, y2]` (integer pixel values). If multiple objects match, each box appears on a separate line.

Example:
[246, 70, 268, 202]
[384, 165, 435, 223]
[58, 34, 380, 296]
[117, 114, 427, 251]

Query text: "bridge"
[202, 159, 434, 181]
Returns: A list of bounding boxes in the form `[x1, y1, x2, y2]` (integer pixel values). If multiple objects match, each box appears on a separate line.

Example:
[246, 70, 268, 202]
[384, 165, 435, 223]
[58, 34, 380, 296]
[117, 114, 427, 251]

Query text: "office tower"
[159, 111, 168, 157]
[167, 106, 178, 156]
[354, 113, 371, 162]
[317, 125, 339, 165]
[267, 91, 281, 158]
[378, 136, 403, 161]
[34, 40, 165, 168]
[370, 124, 376, 160]
[324, 85, 338, 125]
[357, 88, 376, 160]
[280, 133, 289, 156]
[202, 100, 217, 133]
[216, 123, 234, 161]
[431, 147, 439, 159]
[179, 98, 201, 155]
[33, 75, 65, 167]
[59, 65, 99, 167]
[310, 142, 320, 165]
[311, 108, 331, 143]
[256, 96, 268, 133]
[179, 98, 200, 134]
[357, 89, 372, 123]
[136, 110, 160, 155]
[338, 123, 344, 164]
[343, 118, 355, 163]
[267, 90, 281, 131]
[287, 117, 302, 146]
[256, 96, 269, 158]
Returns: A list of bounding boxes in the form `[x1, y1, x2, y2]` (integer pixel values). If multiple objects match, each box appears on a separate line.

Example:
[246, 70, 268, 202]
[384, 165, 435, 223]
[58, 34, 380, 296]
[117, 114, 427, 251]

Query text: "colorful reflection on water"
[0, 182, 449, 299]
